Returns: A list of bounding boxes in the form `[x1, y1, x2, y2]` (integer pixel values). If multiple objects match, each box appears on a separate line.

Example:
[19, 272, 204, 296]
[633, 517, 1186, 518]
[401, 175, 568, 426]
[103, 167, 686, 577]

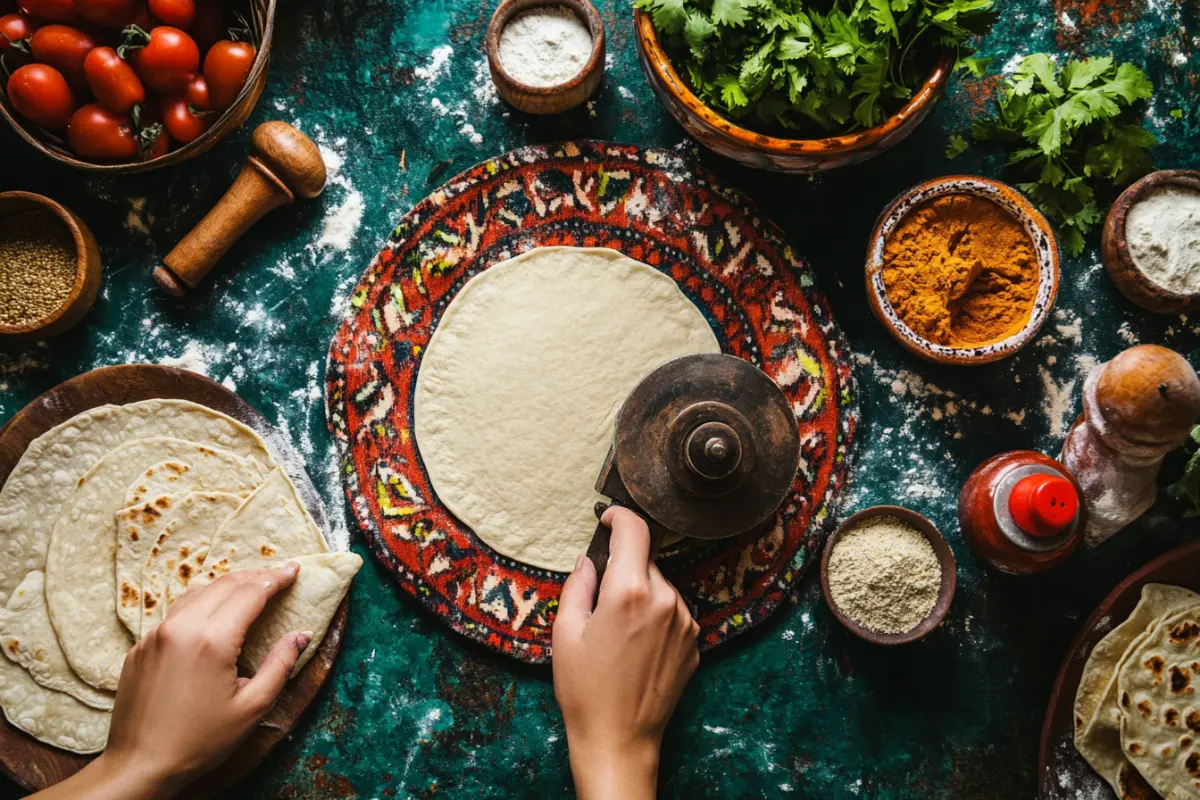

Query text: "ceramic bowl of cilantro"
[633, 0, 995, 173]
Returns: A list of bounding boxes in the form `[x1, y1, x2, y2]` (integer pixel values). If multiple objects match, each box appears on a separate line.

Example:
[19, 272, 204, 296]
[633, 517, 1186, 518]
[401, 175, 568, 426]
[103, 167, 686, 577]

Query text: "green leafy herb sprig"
[635, 0, 997, 136]
[1168, 426, 1200, 518]
[963, 54, 1157, 256]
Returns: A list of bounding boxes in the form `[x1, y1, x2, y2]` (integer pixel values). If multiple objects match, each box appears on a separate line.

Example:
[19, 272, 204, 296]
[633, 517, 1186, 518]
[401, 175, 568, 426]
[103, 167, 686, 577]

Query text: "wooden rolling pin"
[154, 122, 327, 296]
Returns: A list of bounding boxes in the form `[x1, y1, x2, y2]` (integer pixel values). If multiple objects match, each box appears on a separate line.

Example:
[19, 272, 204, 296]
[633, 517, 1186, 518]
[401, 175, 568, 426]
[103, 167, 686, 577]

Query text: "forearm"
[30, 753, 182, 800]
[568, 737, 659, 800]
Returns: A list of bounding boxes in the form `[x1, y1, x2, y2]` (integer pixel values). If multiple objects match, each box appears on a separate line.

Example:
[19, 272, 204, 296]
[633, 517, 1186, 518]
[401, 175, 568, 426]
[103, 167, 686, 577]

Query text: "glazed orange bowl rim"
[866, 175, 1062, 365]
[0, 191, 93, 336]
[634, 8, 955, 155]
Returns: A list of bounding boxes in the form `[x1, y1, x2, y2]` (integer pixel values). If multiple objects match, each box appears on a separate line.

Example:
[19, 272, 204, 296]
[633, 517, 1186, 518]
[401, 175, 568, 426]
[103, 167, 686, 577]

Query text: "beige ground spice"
[828, 516, 941, 634]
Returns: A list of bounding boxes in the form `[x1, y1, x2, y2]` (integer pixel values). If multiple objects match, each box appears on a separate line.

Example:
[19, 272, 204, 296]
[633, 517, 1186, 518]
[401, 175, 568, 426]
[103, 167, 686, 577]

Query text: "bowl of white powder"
[820, 506, 957, 645]
[486, 0, 605, 115]
[1102, 169, 1200, 315]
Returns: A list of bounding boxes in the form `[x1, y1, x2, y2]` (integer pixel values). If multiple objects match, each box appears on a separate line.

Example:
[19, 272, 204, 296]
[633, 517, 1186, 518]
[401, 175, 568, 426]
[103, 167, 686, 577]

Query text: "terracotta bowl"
[0, 191, 102, 340]
[633, 9, 954, 173]
[865, 175, 1061, 366]
[486, 0, 605, 116]
[820, 505, 957, 646]
[1101, 169, 1200, 315]
[0, 0, 275, 174]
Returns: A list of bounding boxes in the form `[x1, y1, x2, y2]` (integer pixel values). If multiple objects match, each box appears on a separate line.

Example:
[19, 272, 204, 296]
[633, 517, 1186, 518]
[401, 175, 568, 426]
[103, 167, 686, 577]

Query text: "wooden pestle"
[1061, 345, 1200, 545]
[153, 122, 327, 296]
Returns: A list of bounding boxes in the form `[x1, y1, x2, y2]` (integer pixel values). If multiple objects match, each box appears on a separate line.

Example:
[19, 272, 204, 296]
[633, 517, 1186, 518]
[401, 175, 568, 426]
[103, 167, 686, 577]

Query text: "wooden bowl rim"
[1103, 168, 1200, 308]
[864, 175, 1062, 366]
[486, 0, 606, 97]
[0, 0, 277, 173]
[0, 191, 95, 336]
[1037, 538, 1200, 798]
[820, 505, 957, 646]
[634, 8, 954, 155]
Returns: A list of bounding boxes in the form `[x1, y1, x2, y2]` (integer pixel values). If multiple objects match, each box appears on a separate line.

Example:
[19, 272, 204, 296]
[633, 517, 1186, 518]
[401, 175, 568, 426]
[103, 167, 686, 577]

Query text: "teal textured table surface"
[1, 0, 1198, 797]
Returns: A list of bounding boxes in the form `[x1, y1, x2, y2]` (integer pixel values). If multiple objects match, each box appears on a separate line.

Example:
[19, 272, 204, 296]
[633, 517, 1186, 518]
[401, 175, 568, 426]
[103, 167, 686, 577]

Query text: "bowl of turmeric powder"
[866, 176, 1060, 366]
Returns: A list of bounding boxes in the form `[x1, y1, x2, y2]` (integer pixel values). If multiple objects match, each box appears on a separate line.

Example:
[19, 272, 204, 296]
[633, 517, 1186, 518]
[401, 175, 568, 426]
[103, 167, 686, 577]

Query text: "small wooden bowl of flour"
[486, 0, 606, 115]
[820, 506, 957, 646]
[1102, 169, 1200, 315]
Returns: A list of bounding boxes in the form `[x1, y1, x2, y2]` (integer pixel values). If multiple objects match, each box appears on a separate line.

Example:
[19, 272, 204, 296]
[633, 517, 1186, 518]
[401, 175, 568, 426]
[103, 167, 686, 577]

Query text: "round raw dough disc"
[414, 247, 720, 572]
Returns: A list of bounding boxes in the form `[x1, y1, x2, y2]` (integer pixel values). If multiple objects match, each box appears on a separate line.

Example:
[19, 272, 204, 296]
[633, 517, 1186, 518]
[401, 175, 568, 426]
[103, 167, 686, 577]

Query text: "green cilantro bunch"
[635, 0, 996, 135]
[966, 54, 1157, 256]
[1168, 426, 1200, 518]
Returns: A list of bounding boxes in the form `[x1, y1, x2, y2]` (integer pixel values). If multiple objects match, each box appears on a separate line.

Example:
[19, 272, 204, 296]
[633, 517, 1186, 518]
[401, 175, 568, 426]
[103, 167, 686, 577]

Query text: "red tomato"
[83, 46, 143, 113]
[188, 0, 220, 50]
[73, 0, 139, 29]
[67, 102, 137, 160]
[159, 95, 208, 142]
[130, 25, 197, 91]
[183, 72, 207, 108]
[6, 63, 74, 128]
[0, 13, 36, 69]
[28, 24, 96, 87]
[18, 0, 74, 23]
[202, 39, 252, 110]
[147, 0, 192, 28]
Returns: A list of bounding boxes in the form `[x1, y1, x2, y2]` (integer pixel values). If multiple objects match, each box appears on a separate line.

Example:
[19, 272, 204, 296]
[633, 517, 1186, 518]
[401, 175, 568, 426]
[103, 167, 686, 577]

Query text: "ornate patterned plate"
[326, 142, 859, 663]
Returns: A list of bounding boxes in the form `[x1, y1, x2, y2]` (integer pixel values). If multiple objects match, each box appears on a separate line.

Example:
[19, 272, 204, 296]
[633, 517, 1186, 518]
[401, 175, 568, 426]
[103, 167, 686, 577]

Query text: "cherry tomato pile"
[0, 0, 256, 163]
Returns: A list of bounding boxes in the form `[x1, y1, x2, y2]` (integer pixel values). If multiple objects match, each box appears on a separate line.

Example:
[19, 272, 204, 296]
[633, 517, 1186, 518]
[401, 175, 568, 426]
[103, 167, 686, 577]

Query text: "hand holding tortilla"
[0, 395, 358, 765]
[27, 564, 314, 800]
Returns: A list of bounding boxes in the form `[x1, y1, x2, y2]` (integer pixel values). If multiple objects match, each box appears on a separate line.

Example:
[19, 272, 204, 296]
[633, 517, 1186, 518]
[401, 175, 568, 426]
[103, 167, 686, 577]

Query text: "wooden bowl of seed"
[0, 192, 102, 340]
[820, 505, 957, 646]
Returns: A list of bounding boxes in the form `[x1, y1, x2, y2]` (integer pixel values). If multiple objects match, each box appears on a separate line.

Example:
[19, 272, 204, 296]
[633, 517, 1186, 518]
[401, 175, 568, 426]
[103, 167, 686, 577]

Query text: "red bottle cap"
[1008, 474, 1079, 537]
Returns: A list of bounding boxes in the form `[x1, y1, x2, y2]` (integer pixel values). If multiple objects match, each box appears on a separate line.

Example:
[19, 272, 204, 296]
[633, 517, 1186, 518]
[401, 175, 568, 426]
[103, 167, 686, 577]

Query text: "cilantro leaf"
[634, 0, 688, 35]
[946, 134, 969, 159]
[1167, 427, 1200, 517]
[712, 0, 753, 27]
[956, 53, 1156, 256]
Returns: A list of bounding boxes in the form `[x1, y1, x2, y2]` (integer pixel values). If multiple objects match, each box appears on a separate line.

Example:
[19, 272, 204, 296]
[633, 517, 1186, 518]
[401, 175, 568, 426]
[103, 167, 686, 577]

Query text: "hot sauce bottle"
[959, 451, 1087, 575]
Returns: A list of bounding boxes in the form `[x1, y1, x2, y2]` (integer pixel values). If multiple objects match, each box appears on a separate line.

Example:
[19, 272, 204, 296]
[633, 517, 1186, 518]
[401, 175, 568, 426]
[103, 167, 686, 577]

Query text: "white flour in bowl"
[498, 6, 593, 88]
[1126, 185, 1200, 294]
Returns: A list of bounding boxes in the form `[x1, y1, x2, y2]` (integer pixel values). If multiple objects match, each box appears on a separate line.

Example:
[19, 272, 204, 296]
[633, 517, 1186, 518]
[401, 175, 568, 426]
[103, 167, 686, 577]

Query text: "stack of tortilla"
[0, 399, 361, 755]
[1075, 583, 1200, 798]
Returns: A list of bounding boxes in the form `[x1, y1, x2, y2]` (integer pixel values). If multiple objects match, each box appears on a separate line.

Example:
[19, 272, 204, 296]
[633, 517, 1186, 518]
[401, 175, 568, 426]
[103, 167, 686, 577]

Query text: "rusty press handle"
[585, 503, 666, 601]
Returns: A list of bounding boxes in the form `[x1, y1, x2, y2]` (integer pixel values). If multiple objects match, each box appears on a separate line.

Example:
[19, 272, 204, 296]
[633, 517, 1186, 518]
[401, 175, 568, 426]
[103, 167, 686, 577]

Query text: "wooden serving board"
[1038, 540, 1200, 799]
[0, 364, 349, 797]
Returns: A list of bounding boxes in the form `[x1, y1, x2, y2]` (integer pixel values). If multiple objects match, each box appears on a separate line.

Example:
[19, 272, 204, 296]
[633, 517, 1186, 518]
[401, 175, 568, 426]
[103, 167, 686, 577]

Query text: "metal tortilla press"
[586, 353, 802, 585]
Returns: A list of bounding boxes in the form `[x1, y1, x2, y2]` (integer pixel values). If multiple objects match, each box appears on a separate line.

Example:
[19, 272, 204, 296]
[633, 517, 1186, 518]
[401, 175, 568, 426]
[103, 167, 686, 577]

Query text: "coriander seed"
[0, 210, 77, 328]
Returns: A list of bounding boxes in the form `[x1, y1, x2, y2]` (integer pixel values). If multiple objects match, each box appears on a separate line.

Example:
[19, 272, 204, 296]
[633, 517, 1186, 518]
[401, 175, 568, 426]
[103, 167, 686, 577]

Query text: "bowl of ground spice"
[1102, 169, 1200, 315]
[486, 0, 606, 116]
[866, 176, 1061, 365]
[821, 506, 956, 645]
[0, 191, 102, 340]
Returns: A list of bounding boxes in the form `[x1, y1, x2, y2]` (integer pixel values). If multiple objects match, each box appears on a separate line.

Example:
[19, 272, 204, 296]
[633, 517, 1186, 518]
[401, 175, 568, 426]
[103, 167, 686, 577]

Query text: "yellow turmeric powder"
[882, 194, 1040, 348]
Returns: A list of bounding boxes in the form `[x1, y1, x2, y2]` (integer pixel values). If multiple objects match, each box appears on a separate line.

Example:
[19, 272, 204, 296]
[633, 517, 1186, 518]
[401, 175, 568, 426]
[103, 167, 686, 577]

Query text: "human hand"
[552, 507, 700, 800]
[64, 563, 311, 800]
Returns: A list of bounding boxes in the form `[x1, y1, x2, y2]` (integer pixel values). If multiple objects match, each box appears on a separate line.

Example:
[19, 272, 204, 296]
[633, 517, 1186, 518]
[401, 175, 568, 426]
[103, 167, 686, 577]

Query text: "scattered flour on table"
[309, 139, 364, 256]
[414, 45, 454, 82]
[158, 340, 217, 376]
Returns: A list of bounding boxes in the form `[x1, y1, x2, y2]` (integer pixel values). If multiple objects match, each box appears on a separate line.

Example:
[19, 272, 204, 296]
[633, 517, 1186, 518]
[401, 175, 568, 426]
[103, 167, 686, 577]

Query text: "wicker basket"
[0, 0, 276, 174]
